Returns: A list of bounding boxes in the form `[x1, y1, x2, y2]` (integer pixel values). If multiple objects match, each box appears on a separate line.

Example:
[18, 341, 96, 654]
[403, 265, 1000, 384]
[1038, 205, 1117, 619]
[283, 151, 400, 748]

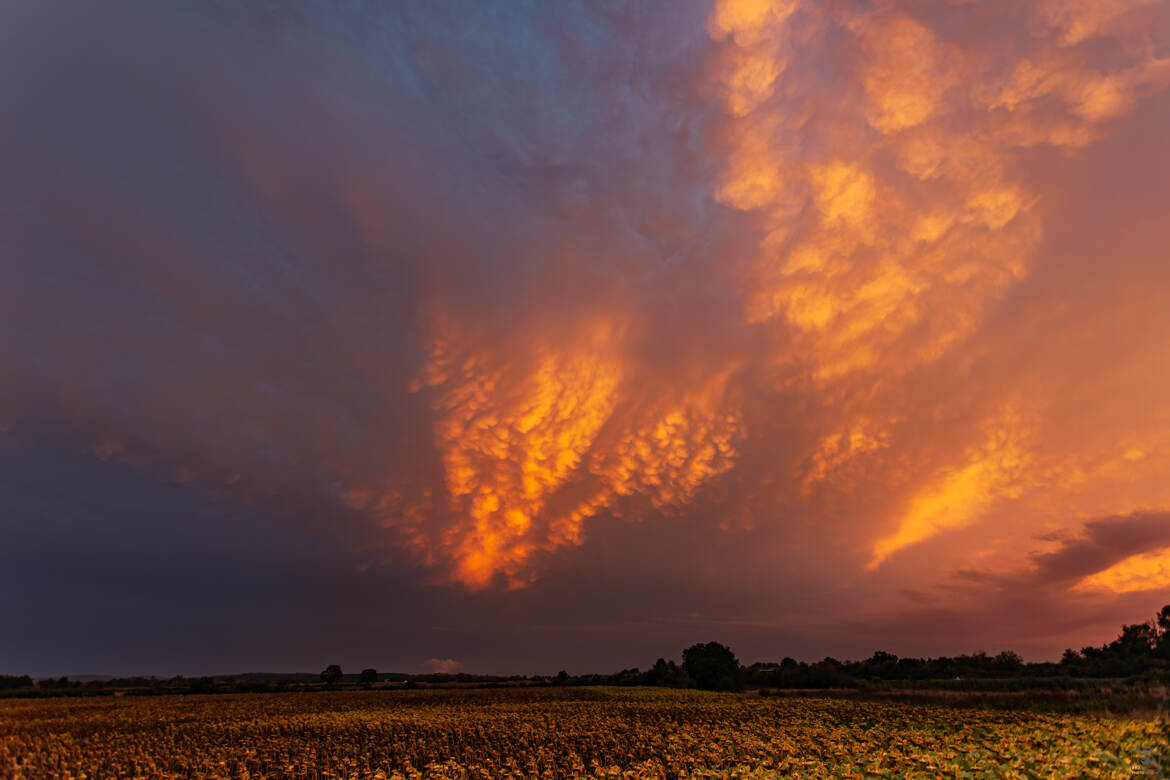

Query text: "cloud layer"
[2, 0, 1170, 673]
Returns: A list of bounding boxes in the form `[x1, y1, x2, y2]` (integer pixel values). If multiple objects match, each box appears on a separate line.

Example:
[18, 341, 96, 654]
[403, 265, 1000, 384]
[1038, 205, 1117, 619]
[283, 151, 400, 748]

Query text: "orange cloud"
[703, 0, 1170, 583]
[405, 316, 626, 587]
[1033, 0, 1161, 47]
[856, 14, 960, 134]
[706, 0, 798, 117]
[385, 0, 1170, 590]
[9, 0, 1170, 668]
[801, 419, 890, 494]
[869, 408, 1031, 569]
[1075, 548, 1170, 593]
[384, 313, 742, 588]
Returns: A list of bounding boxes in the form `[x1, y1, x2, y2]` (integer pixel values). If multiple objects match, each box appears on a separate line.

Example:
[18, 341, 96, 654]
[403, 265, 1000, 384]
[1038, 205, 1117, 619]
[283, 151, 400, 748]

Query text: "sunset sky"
[3, 0, 1170, 677]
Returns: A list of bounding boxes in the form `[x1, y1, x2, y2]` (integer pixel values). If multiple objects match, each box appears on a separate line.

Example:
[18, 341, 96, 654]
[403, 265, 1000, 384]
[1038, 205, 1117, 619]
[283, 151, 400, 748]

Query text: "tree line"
[6, 605, 1170, 696]
[567, 606, 1170, 691]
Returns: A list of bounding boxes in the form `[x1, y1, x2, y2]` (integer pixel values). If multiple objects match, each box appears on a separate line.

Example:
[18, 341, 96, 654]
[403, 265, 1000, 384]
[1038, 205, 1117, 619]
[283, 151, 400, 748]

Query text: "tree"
[1156, 606, 1170, 659]
[320, 664, 343, 687]
[360, 668, 377, 685]
[864, 651, 898, 680]
[646, 658, 692, 687]
[992, 650, 1024, 671]
[682, 642, 742, 691]
[0, 675, 32, 690]
[1109, 623, 1156, 657]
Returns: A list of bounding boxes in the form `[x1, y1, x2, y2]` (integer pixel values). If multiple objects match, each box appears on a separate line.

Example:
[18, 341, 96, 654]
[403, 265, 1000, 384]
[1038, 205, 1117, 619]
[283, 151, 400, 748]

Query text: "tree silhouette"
[992, 651, 1024, 673]
[682, 642, 742, 691]
[320, 665, 342, 687]
[0, 675, 32, 690]
[360, 668, 377, 685]
[1156, 605, 1170, 660]
[646, 658, 692, 687]
[1110, 623, 1157, 657]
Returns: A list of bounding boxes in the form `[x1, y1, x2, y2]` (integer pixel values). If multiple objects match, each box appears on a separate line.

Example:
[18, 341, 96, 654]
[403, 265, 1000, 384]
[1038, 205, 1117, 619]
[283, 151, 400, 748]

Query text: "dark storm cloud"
[1029, 511, 1170, 586]
[945, 511, 1170, 591]
[0, 0, 744, 674]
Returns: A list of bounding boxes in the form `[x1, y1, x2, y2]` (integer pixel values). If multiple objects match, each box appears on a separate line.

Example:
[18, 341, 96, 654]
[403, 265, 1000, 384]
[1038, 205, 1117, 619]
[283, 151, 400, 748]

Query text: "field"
[1, 687, 1166, 778]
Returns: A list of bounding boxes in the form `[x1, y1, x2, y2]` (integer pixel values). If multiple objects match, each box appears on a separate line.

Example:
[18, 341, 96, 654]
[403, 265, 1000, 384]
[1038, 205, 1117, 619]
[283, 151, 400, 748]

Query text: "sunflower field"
[1, 687, 1164, 778]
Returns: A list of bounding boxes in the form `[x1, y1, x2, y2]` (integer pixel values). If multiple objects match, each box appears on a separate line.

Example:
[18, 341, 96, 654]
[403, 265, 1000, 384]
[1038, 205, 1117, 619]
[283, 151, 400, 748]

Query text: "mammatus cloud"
[703, 0, 1170, 571]
[3, 0, 1170, 665]
[386, 0, 1170, 588]
[381, 313, 741, 588]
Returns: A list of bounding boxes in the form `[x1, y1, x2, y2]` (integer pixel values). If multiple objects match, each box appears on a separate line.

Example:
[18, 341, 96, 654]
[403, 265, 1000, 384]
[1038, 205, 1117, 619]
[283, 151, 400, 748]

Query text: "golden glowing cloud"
[385, 312, 743, 588]
[704, 0, 1170, 577]
[1076, 548, 1170, 594]
[713, 6, 1042, 381]
[857, 14, 959, 134]
[406, 316, 624, 587]
[801, 419, 890, 494]
[315, 0, 1170, 593]
[869, 409, 1031, 569]
[706, 0, 798, 117]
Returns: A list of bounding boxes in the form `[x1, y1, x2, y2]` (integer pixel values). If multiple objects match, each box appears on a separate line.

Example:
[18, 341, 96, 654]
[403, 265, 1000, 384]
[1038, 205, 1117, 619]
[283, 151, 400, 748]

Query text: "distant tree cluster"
[740, 650, 1033, 690]
[668, 607, 1170, 691]
[0, 675, 33, 690]
[566, 606, 1170, 692]
[8, 607, 1170, 699]
[1058, 605, 1170, 678]
[644, 658, 692, 688]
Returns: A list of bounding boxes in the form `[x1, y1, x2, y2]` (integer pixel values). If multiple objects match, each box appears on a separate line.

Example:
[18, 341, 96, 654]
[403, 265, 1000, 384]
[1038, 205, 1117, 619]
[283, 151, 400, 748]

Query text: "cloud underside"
[384, 0, 1170, 590]
[3, 0, 1170, 636]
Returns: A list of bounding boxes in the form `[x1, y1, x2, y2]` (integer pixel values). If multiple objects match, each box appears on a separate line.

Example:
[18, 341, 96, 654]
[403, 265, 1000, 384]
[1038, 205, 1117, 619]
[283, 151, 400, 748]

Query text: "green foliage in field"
[2, 687, 1166, 778]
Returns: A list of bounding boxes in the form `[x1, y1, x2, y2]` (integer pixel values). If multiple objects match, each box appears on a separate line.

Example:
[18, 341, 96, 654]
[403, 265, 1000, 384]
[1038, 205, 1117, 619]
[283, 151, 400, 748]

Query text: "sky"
[2, 0, 1170, 678]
